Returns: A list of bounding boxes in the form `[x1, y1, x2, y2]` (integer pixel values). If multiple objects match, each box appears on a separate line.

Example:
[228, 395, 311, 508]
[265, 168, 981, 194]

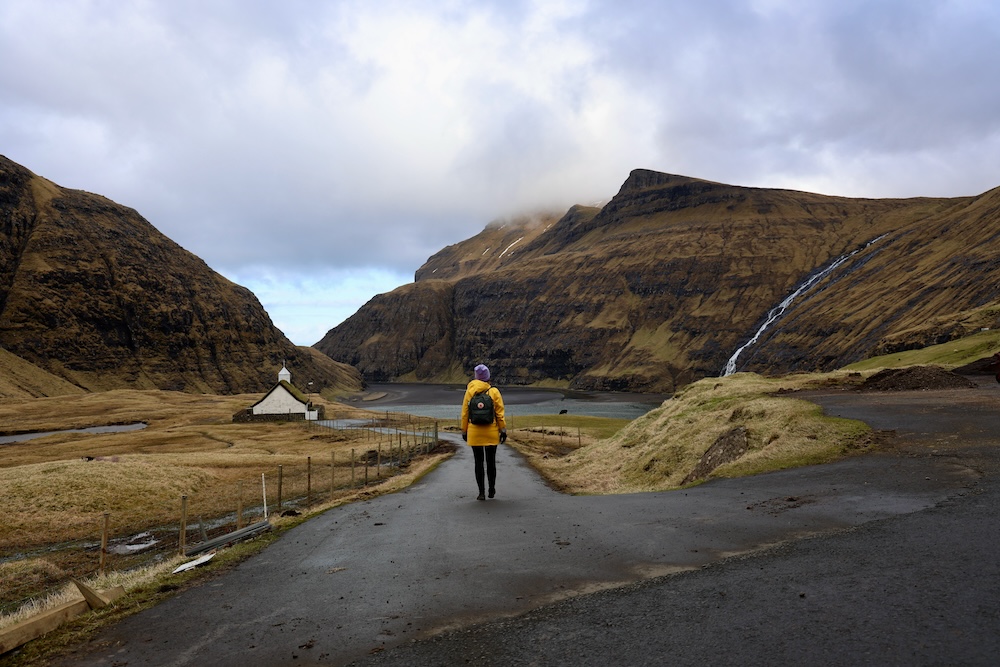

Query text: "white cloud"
[2, 0, 999, 342]
[225, 266, 413, 346]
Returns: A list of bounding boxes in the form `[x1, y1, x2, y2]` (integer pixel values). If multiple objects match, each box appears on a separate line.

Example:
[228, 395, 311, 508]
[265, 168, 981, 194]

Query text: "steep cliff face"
[318, 280, 458, 382]
[738, 183, 1000, 373]
[315, 168, 998, 393]
[0, 155, 361, 394]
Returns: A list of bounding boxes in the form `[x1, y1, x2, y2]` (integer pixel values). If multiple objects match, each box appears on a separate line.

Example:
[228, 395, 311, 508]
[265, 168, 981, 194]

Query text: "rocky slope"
[315, 170, 1000, 393]
[0, 155, 361, 395]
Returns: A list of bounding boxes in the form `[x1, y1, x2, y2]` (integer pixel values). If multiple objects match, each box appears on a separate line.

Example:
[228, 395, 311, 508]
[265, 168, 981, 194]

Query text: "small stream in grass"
[0, 422, 147, 445]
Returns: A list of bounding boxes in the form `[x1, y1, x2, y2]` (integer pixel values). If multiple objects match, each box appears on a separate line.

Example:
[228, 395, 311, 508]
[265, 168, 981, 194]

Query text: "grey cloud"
[588, 1, 1000, 193]
[2, 0, 1000, 343]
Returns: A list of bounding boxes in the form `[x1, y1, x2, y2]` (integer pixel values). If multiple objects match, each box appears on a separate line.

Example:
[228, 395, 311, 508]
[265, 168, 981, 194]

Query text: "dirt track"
[49, 382, 1000, 666]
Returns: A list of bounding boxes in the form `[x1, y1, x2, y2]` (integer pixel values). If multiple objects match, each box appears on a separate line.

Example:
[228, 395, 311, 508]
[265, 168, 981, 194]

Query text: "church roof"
[251, 380, 311, 409]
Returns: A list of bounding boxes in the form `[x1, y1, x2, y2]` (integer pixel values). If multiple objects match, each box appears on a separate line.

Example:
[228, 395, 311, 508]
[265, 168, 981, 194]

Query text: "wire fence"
[0, 415, 444, 620]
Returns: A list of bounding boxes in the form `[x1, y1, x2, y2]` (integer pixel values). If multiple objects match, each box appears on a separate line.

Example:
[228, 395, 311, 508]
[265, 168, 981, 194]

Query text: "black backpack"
[468, 390, 495, 425]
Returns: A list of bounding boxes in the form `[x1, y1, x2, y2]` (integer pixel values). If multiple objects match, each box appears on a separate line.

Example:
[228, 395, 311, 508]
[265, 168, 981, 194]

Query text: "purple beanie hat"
[474, 364, 490, 381]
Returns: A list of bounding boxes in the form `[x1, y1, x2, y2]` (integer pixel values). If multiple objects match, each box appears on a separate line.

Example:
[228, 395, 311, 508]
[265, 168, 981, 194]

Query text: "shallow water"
[357, 384, 667, 421]
[369, 400, 661, 421]
[0, 422, 147, 445]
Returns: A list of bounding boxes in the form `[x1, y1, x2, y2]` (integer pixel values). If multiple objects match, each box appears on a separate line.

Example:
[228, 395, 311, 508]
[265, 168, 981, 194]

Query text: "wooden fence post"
[377, 444, 382, 479]
[262, 473, 268, 519]
[99, 512, 110, 576]
[277, 465, 284, 512]
[179, 495, 188, 556]
[351, 449, 356, 487]
[307, 456, 312, 508]
[237, 480, 244, 529]
[331, 451, 336, 500]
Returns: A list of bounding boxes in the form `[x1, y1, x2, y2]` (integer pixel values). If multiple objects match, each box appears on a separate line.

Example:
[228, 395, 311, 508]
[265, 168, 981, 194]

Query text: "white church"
[234, 364, 322, 422]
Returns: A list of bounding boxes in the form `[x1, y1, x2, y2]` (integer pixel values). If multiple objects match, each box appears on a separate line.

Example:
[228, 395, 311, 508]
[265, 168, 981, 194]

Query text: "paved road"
[351, 386, 1000, 667]
[353, 446, 1000, 667]
[54, 388, 997, 666]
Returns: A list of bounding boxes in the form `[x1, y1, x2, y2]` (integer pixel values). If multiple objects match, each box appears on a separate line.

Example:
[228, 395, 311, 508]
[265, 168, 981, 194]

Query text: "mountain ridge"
[0, 155, 362, 396]
[316, 169, 997, 392]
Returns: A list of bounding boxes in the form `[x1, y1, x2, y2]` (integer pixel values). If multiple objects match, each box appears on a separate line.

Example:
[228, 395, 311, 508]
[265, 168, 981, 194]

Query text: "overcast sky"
[2, 0, 999, 345]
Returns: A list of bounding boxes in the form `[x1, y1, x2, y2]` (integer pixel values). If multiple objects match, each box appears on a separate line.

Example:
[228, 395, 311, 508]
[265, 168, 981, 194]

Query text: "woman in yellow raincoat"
[461, 364, 506, 500]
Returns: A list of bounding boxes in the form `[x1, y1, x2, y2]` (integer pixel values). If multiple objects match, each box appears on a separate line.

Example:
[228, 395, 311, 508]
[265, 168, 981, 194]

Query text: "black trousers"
[472, 445, 497, 493]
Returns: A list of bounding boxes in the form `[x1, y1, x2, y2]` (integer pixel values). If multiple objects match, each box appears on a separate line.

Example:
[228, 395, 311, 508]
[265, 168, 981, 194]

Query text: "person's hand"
[499, 429, 507, 444]
[462, 432, 467, 442]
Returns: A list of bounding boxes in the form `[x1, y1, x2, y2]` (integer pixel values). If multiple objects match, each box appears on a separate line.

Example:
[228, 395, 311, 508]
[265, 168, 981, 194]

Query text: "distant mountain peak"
[619, 169, 717, 192]
[0, 155, 361, 396]
[316, 167, 1000, 393]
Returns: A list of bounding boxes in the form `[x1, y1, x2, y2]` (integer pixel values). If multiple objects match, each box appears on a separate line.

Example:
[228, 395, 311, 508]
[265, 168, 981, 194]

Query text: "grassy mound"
[511, 325, 1000, 495]
[510, 372, 873, 495]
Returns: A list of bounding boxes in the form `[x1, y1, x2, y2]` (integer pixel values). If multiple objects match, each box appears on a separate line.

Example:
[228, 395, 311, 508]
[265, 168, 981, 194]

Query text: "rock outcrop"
[0, 155, 361, 395]
[316, 168, 1000, 393]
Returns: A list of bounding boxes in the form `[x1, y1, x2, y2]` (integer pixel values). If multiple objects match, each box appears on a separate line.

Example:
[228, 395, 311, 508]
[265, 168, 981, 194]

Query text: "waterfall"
[722, 235, 886, 376]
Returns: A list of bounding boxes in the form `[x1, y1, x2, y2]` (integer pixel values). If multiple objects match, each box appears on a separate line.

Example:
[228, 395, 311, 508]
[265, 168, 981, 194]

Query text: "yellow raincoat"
[460, 379, 506, 446]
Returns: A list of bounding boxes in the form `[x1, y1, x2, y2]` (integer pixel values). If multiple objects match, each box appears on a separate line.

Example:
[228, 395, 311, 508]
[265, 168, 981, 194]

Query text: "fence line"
[2, 418, 445, 620]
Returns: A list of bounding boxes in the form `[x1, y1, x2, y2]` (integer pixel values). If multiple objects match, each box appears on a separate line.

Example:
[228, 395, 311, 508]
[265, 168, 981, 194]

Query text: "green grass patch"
[846, 328, 1000, 371]
[509, 414, 632, 440]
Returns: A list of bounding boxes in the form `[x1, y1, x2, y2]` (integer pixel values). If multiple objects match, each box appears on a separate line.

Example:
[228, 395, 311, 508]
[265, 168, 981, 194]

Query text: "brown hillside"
[315, 169, 997, 393]
[0, 155, 362, 395]
[0, 346, 86, 399]
[741, 184, 1000, 373]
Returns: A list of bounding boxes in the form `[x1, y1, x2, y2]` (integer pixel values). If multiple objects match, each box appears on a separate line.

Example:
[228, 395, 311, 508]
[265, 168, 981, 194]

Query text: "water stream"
[357, 384, 666, 421]
[722, 235, 886, 376]
[0, 422, 147, 445]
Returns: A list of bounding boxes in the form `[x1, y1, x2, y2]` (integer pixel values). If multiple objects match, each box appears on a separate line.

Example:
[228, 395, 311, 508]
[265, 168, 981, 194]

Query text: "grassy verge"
[506, 415, 632, 485]
[0, 390, 448, 638]
[845, 328, 1000, 371]
[510, 414, 634, 440]
[1, 442, 452, 665]
[509, 371, 874, 495]
[1, 440, 453, 666]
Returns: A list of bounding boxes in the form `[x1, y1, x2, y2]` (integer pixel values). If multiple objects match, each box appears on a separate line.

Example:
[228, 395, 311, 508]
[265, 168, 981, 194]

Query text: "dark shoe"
[488, 488, 495, 498]
[477, 492, 486, 501]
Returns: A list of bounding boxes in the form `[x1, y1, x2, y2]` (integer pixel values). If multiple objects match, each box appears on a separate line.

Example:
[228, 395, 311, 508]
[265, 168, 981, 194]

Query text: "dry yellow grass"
[0, 556, 183, 632]
[0, 348, 86, 399]
[0, 444, 452, 636]
[0, 389, 446, 621]
[510, 371, 872, 495]
[0, 389, 245, 438]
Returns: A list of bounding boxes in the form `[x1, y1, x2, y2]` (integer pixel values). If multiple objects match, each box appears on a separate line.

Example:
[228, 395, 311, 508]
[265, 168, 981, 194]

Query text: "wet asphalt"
[52, 387, 1000, 667]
